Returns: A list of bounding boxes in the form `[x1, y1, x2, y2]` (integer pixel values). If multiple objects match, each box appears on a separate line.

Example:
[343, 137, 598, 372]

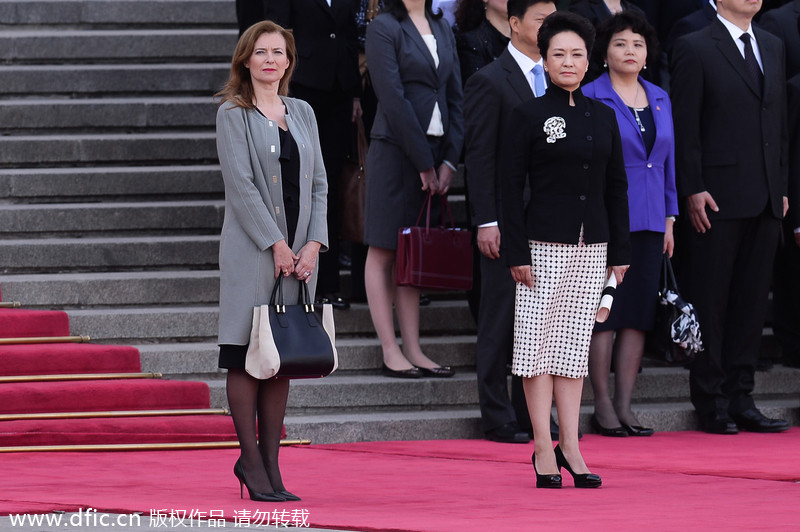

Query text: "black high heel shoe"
[554, 446, 601, 488]
[531, 452, 562, 489]
[233, 460, 286, 502]
[276, 490, 301, 501]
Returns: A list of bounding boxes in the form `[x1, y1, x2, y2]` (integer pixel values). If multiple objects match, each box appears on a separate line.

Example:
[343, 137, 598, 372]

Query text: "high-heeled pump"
[276, 489, 301, 501]
[531, 452, 562, 489]
[233, 460, 287, 502]
[554, 446, 601, 488]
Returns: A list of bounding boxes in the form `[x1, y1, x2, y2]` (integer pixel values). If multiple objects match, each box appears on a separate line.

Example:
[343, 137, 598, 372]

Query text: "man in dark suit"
[462, 0, 556, 444]
[237, 0, 362, 309]
[665, 0, 717, 56]
[759, 0, 800, 78]
[670, 0, 790, 434]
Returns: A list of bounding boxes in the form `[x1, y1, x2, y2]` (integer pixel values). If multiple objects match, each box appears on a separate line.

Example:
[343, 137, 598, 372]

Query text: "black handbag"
[244, 277, 338, 379]
[648, 253, 704, 365]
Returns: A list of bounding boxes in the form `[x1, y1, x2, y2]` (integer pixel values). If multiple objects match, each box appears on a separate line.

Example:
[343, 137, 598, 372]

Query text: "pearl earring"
[643, 64, 647, 70]
[603, 61, 607, 68]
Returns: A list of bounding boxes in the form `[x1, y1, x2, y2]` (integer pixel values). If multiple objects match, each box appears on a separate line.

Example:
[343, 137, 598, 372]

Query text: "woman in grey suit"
[215, 21, 328, 502]
[364, 0, 464, 378]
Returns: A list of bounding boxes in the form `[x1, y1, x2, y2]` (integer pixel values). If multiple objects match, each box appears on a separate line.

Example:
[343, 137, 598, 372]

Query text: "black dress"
[219, 126, 301, 370]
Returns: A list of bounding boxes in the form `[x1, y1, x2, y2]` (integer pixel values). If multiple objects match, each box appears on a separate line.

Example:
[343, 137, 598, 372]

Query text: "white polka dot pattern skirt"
[511, 236, 607, 379]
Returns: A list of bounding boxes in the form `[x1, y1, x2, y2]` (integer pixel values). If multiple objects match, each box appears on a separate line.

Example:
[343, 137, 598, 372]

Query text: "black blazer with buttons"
[500, 85, 631, 267]
[670, 18, 788, 221]
[264, 0, 361, 97]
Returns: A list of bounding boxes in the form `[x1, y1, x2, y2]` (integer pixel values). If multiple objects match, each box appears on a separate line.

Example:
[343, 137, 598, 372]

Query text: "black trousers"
[772, 220, 800, 364]
[475, 251, 528, 432]
[685, 210, 781, 417]
[290, 83, 352, 296]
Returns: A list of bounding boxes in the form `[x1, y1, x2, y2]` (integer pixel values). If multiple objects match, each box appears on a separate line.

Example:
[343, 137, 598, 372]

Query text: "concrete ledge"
[0, 200, 224, 234]
[0, 29, 237, 63]
[0, 97, 217, 130]
[0, 235, 219, 272]
[0, 165, 223, 200]
[0, 0, 237, 26]
[0, 133, 217, 166]
[1, 270, 221, 307]
[0, 64, 229, 96]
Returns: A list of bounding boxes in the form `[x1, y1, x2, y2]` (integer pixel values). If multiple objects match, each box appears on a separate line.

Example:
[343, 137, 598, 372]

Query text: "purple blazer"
[583, 73, 679, 232]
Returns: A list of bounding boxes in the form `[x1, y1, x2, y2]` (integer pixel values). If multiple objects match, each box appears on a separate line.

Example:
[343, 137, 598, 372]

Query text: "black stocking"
[226, 368, 274, 493]
[257, 377, 290, 491]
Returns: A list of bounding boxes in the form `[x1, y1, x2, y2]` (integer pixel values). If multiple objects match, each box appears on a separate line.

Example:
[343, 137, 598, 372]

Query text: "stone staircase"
[1, 0, 797, 445]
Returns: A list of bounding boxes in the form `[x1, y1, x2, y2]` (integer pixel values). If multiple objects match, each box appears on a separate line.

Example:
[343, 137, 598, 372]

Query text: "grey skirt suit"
[364, 12, 464, 249]
[215, 97, 329, 348]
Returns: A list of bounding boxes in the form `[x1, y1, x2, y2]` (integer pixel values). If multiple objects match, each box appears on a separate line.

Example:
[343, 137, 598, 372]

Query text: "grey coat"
[216, 97, 329, 345]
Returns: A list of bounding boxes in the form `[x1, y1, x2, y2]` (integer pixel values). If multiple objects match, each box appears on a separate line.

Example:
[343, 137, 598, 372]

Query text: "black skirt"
[219, 344, 248, 370]
[594, 230, 663, 332]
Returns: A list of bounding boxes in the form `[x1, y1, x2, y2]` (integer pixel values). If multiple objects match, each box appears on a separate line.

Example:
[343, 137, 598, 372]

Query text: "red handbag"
[395, 193, 473, 291]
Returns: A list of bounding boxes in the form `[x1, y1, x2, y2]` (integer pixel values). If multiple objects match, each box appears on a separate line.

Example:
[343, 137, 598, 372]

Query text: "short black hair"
[593, 11, 659, 69]
[537, 11, 595, 60]
[382, 0, 442, 21]
[507, 0, 556, 20]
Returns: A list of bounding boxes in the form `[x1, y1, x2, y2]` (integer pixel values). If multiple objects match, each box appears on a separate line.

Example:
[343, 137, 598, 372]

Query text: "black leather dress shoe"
[701, 413, 739, 434]
[381, 363, 422, 379]
[485, 423, 531, 444]
[591, 415, 628, 437]
[317, 295, 350, 310]
[731, 408, 790, 433]
[417, 365, 455, 378]
[621, 423, 655, 437]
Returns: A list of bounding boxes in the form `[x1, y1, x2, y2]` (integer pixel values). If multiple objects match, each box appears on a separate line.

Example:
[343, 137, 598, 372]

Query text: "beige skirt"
[511, 234, 607, 379]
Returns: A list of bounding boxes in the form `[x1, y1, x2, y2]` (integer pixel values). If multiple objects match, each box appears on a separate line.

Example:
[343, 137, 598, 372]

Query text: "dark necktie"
[739, 33, 763, 95]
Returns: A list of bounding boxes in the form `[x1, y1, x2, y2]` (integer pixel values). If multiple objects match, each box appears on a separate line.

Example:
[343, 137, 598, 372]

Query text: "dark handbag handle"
[413, 192, 457, 238]
[269, 276, 314, 314]
[660, 253, 681, 295]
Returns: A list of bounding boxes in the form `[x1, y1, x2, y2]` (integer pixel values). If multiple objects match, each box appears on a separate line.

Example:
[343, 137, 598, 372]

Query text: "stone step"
[0, 97, 217, 131]
[64, 300, 475, 343]
[0, 0, 236, 27]
[0, 235, 219, 273]
[0, 200, 224, 235]
[281, 365, 800, 412]
[0, 132, 217, 167]
[282, 399, 800, 444]
[0, 29, 237, 65]
[0, 165, 223, 201]
[0, 64, 229, 97]
[284, 409, 483, 444]
[1, 271, 220, 307]
[137, 336, 478, 377]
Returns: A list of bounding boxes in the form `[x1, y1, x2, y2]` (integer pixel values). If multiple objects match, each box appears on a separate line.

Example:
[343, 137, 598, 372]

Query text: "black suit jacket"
[500, 85, 631, 267]
[670, 18, 788, 221]
[788, 74, 800, 229]
[463, 49, 533, 229]
[665, 2, 716, 55]
[657, 0, 704, 42]
[568, 0, 645, 27]
[759, 0, 800, 79]
[264, 0, 361, 97]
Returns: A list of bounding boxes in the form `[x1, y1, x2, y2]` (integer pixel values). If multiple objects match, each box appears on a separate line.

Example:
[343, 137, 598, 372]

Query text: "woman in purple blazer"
[582, 11, 678, 438]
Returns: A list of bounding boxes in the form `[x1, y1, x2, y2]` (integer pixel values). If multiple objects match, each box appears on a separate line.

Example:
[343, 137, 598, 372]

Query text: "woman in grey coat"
[215, 21, 328, 502]
[364, 0, 463, 378]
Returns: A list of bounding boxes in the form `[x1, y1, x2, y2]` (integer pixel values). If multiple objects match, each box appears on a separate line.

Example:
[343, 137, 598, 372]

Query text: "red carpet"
[0, 343, 142, 376]
[1, 431, 798, 531]
[0, 379, 211, 415]
[0, 308, 70, 338]
[0, 303, 236, 448]
[0, 415, 237, 446]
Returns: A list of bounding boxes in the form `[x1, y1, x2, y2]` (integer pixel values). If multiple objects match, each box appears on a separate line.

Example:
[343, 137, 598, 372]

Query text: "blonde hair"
[216, 21, 297, 108]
